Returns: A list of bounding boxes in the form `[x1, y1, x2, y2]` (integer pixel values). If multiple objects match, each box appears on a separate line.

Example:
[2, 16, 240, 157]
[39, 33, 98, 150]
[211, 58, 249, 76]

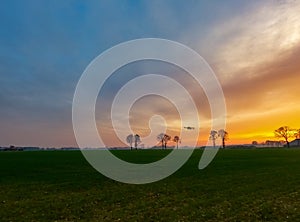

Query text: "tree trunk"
[222, 138, 225, 149]
[287, 141, 290, 148]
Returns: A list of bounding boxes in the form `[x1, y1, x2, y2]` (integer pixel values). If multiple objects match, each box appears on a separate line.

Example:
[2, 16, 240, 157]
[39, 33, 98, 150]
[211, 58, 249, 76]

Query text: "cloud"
[169, 0, 300, 143]
[1, 1, 300, 146]
[198, 0, 300, 82]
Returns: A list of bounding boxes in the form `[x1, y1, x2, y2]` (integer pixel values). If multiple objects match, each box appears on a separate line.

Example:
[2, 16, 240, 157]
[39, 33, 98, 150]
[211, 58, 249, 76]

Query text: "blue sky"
[1, 0, 300, 147]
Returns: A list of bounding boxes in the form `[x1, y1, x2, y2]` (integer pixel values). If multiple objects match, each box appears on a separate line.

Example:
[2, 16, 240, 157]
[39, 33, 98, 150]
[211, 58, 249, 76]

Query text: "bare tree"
[157, 133, 171, 149]
[218, 129, 228, 149]
[274, 126, 294, 148]
[157, 133, 165, 149]
[173, 136, 180, 149]
[294, 129, 300, 139]
[126, 134, 134, 150]
[252, 141, 258, 146]
[134, 134, 141, 149]
[294, 129, 300, 147]
[163, 134, 171, 149]
[209, 130, 218, 147]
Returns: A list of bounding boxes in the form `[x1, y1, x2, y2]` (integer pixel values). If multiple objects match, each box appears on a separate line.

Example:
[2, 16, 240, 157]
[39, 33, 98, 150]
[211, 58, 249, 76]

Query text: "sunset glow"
[1, 1, 300, 148]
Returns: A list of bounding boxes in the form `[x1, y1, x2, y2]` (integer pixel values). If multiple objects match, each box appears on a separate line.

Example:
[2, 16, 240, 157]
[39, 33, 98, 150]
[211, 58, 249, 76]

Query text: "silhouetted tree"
[163, 134, 171, 149]
[218, 129, 228, 149]
[294, 129, 300, 139]
[157, 133, 165, 149]
[173, 136, 180, 149]
[294, 129, 300, 147]
[209, 130, 218, 147]
[252, 141, 258, 146]
[134, 134, 141, 149]
[126, 134, 134, 150]
[157, 133, 171, 149]
[274, 126, 293, 148]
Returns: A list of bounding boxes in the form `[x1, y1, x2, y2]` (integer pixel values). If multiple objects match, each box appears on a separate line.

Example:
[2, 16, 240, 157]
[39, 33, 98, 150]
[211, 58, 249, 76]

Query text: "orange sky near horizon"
[197, 1, 300, 145]
[1, 1, 300, 148]
[97, 1, 300, 147]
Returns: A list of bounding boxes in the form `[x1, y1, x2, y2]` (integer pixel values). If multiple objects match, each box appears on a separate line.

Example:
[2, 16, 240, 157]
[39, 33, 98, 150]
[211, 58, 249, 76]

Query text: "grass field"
[1, 149, 300, 221]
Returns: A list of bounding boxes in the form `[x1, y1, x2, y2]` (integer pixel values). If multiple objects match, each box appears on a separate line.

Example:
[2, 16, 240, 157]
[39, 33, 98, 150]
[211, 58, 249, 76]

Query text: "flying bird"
[184, 126, 195, 130]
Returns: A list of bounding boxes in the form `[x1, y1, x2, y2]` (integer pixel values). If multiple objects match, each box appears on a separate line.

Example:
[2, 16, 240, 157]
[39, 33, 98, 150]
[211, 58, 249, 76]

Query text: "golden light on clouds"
[209, 1, 300, 81]
[3, 1, 300, 148]
[78, 1, 300, 147]
[192, 1, 300, 145]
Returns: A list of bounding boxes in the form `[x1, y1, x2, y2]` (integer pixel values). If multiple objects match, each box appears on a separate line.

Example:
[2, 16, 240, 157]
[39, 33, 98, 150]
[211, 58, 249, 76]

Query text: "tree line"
[126, 129, 229, 150]
[126, 133, 181, 150]
[125, 126, 300, 149]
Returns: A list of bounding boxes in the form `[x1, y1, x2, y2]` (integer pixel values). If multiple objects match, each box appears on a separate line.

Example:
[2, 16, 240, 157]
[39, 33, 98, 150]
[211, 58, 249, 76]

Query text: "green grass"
[1, 149, 300, 221]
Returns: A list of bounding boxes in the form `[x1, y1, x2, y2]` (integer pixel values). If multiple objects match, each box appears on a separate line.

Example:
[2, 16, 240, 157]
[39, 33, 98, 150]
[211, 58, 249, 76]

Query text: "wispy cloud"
[1, 1, 300, 146]
[199, 0, 300, 82]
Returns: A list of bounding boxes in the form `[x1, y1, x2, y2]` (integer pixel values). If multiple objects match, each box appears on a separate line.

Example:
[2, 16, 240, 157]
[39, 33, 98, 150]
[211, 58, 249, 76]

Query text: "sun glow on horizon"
[1, 1, 300, 148]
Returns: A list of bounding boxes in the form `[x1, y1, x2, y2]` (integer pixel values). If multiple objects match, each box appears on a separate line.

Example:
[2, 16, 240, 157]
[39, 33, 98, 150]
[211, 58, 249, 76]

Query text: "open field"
[1, 149, 300, 221]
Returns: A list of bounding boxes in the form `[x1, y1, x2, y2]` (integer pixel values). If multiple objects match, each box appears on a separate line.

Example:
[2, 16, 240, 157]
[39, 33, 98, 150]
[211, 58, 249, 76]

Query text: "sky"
[1, 0, 300, 147]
